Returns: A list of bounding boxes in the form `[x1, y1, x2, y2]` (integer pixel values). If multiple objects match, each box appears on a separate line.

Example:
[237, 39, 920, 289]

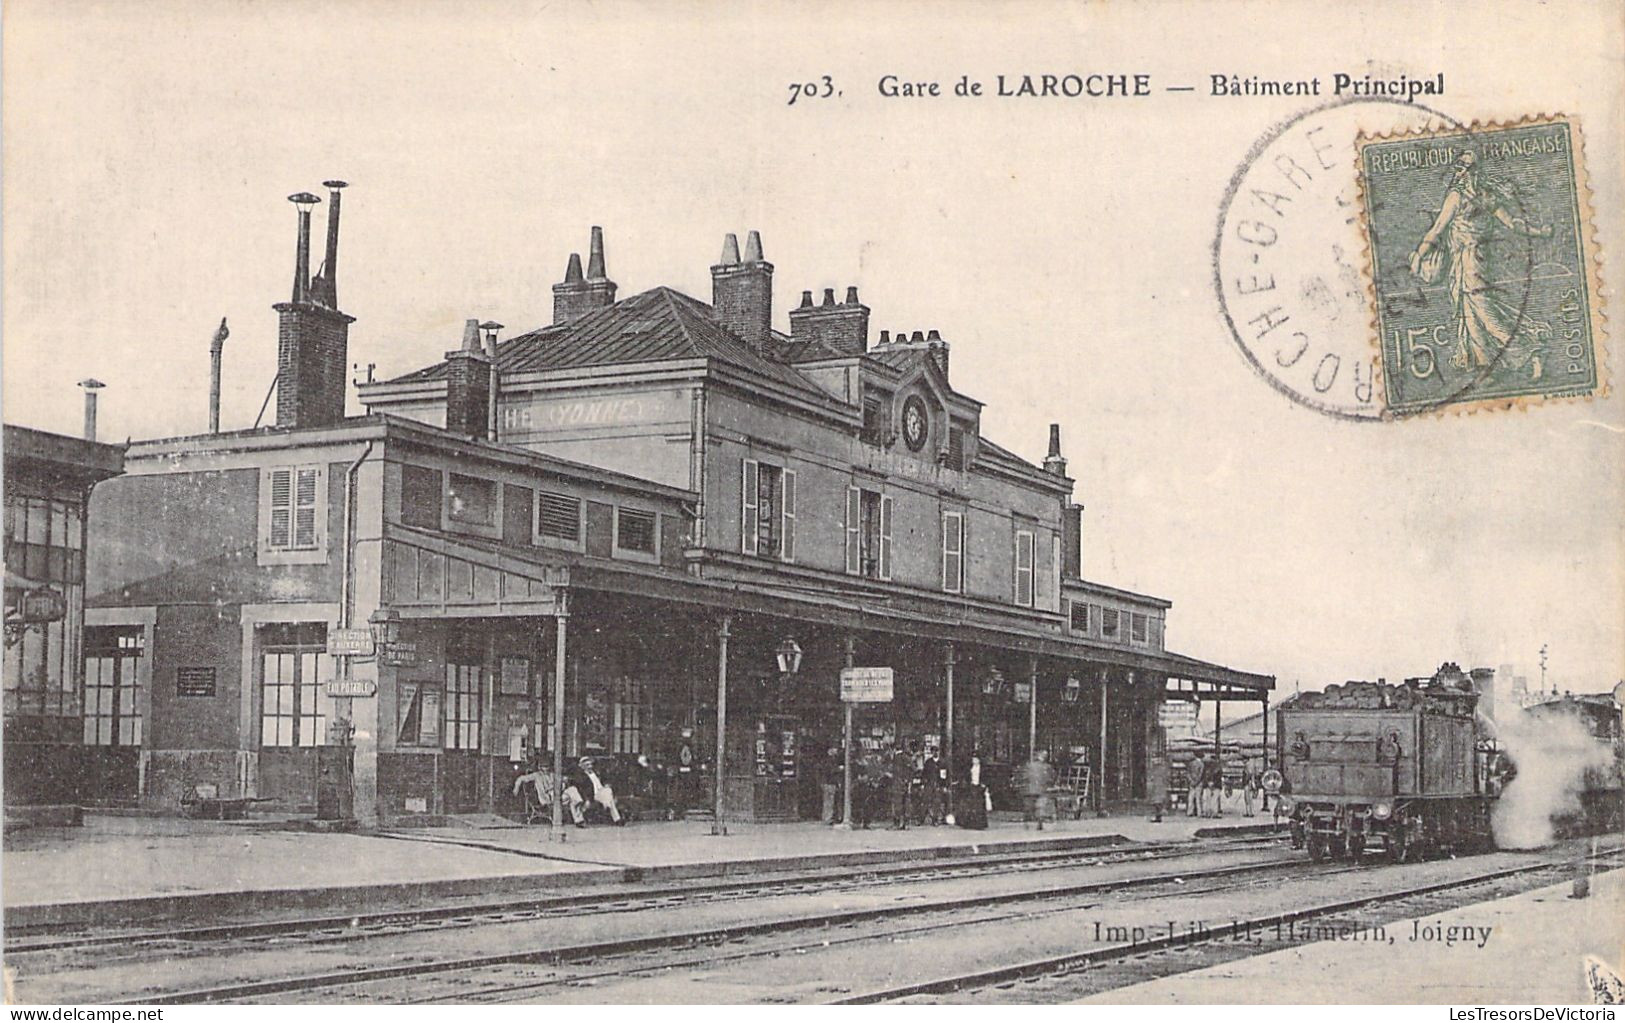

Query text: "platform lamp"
[775, 637, 803, 677]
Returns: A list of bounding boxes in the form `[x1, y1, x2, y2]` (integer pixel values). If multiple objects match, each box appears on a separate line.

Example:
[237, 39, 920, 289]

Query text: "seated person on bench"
[564, 756, 624, 827]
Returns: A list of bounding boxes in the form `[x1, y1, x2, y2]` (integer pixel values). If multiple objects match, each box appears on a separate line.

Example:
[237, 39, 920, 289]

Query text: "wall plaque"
[176, 666, 216, 697]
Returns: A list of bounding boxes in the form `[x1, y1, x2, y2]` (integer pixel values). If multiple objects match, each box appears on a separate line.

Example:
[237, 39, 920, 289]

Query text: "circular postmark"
[1214, 98, 1545, 420]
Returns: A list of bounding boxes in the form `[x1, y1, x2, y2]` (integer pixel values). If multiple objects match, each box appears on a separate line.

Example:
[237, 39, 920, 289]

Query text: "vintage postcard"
[2, 0, 1622, 1012]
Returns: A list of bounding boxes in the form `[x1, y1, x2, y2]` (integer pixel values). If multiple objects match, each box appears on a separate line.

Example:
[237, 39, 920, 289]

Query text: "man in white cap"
[564, 755, 624, 827]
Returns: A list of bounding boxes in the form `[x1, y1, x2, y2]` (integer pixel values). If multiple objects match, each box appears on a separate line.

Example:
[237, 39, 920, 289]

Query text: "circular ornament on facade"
[901, 395, 929, 451]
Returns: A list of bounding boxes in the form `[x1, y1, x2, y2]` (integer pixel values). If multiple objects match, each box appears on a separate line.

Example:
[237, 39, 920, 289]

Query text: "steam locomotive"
[1270, 665, 1623, 862]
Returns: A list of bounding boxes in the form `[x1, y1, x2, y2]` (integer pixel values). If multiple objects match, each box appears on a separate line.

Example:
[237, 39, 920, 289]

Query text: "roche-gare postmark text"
[785, 71, 1446, 105]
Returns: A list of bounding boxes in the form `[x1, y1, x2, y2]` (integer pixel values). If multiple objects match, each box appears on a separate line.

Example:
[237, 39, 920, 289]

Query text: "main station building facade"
[83, 188, 1271, 823]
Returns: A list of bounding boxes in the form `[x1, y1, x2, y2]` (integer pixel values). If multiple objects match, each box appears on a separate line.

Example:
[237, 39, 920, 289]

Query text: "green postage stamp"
[1356, 115, 1603, 415]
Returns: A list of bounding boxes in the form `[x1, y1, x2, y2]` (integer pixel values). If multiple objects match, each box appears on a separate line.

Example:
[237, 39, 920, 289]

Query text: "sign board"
[7, 586, 66, 625]
[379, 642, 419, 667]
[840, 666, 894, 703]
[1013, 681, 1032, 704]
[176, 666, 216, 697]
[499, 656, 531, 696]
[326, 678, 378, 698]
[326, 629, 376, 657]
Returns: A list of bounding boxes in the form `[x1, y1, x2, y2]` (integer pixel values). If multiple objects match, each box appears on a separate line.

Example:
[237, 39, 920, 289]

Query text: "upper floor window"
[400, 465, 442, 529]
[847, 487, 892, 580]
[1013, 529, 1035, 607]
[4, 495, 84, 584]
[861, 399, 887, 445]
[1068, 600, 1090, 633]
[1101, 607, 1121, 641]
[615, 508, 658, 556]
[941, 511, 964, 593]
[741, 459, 795, 562]
[944, 427, 966, 471]
[447, 473, 497, 527]
[537, 491, 583, 544]
[1130, 612, 1149, 645]
[259, 465, 326, 564]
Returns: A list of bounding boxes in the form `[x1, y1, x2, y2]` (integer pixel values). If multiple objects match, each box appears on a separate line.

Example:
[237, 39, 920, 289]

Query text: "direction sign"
[326, 628, 375, 657]
[325, 678, 377, 698]
[840, 666, 893, 703]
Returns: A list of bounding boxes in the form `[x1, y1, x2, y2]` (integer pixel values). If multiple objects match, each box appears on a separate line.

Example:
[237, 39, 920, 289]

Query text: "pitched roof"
[385, 287, 834, 402]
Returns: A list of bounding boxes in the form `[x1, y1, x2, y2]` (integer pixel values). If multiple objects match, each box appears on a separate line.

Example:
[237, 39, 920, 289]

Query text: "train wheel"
[1308, 835, 1329, 862]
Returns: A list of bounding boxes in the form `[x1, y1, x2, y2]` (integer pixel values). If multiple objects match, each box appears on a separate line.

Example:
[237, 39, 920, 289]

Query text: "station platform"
[2, 809, 1278, 930]
[1082, 866, 1625, 1004]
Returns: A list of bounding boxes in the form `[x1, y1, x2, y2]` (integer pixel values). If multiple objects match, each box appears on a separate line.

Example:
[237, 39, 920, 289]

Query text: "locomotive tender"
[1275, 667, 1501, 862]
[1275, 665, 1624, 862]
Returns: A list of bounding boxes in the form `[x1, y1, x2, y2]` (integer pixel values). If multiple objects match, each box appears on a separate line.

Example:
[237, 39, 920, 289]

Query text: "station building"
[82, 187, 1272, 823]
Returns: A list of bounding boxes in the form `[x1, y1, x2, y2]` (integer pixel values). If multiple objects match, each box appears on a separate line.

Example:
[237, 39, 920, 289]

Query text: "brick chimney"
[273, 185, 355, 429]
[1062, 503, 1082, 580]
[444, 319, 491, 440]
[789, 285, 869, 356]
[552, 227, 617, 324]
[711, 230, 774, 351]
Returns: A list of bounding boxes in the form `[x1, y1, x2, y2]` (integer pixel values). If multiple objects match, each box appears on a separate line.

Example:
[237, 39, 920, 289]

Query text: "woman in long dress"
[1409, 152, 1554, 380]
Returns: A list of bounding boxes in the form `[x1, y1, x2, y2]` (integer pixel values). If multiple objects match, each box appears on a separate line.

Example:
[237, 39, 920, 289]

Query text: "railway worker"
[1241, 760, 1260, 818]
[889, 745, 914, 829]
[819, 745, 842, 824]
[1185, 755, 1205, 817]
[564, 756, 625, 828]
[919, 747, 945, 826]
[1019, 751, 1056, 830]
[1200, 752, 1223, 818]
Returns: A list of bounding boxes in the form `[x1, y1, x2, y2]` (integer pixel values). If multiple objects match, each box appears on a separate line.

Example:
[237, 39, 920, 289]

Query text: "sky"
[4, 0, 1622, 694]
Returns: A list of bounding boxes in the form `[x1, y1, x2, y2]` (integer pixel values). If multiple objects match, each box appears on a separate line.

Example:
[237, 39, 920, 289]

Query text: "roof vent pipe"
[79, 379, 105, 442]
[209, 318, 230, 433]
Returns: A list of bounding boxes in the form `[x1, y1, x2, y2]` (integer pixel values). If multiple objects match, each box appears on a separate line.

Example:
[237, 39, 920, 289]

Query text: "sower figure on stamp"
[1410, 151, 1554, 380]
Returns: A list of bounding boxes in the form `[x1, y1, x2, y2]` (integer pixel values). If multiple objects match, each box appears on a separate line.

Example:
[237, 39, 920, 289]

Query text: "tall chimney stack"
[311, 180, 347, 308]
[288, 192, 319, 304]
[274, 185, 356, 430]
[209, 318, 230, 433]
[788, 283, 869, 355]
[711, 229, 774, 351]
[79, 379, 105, 441]
[552, 227, 617, 324]
[1044, 423, 1068, 476]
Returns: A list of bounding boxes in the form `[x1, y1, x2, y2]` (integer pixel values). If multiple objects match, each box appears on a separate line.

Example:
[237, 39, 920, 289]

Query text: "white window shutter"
[268, 468, 292, 549]
[879, 495, 893, 581]
[1015, 529, 1034, 607]
[845, 486, 861, 574]
[780, 469, 796, 563]
[741, 459, 759, 555]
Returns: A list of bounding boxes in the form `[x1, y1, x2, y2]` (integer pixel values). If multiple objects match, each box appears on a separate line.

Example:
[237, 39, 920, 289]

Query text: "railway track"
[6, 832, 1282, 958]
[841, 853, 1625, 1003]
[82, 845, 1305, 1004]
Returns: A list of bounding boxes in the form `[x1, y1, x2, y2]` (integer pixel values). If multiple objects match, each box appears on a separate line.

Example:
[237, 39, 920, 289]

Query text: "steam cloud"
[1491, 706, 1611, 849]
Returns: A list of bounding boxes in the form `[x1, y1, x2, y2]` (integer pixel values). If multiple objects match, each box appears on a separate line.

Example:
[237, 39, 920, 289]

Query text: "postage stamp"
[1356, 115, 1603, 415]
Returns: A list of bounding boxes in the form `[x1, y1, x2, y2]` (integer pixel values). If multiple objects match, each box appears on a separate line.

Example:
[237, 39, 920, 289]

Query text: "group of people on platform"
[1182, 751, 1263, 818]
[512, 755, 628, 828]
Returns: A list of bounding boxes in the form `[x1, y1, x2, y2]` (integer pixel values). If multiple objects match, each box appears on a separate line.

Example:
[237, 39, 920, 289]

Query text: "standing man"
[1186, 754, 1205, 817]
[919, 745, 944, 826]
[820, 745, 841, 825]
[888, 745, 913, 830]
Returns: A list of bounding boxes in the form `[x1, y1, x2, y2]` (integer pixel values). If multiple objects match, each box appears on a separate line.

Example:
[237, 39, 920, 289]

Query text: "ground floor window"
[84, 626, 143, 746]
[445, 656, 483, 751]
[613, 677, 646, 753]
[259, 624, 333, 748]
